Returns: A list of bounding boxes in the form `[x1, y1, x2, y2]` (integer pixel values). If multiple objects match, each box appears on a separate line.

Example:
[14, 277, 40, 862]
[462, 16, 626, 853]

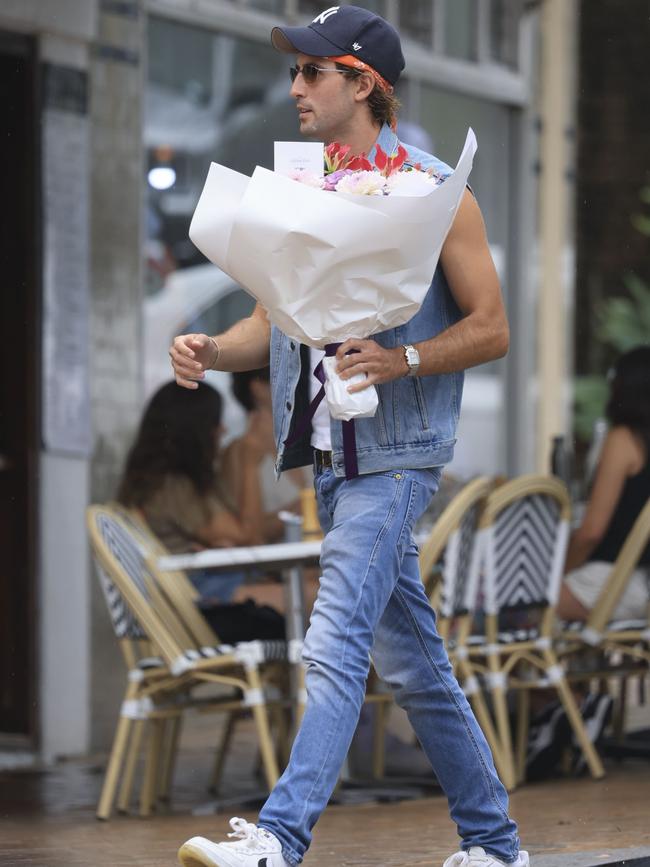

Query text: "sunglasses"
[289, 62, 359, 85]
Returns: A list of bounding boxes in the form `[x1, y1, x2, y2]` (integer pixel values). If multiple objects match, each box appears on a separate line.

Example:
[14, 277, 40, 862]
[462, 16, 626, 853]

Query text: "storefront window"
[443, 0, 476, 60]
[489, 0, 521, 68]
[399, 1, 434, 48]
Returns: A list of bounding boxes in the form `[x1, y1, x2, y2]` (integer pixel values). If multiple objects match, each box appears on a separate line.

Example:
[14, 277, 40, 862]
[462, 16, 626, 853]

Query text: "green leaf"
[631, 214, 650, 236]
[574, 376, 608, 441]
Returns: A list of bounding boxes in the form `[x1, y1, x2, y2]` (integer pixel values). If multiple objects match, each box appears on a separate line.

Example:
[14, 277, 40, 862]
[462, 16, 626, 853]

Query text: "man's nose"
[290, 75, 305, 99]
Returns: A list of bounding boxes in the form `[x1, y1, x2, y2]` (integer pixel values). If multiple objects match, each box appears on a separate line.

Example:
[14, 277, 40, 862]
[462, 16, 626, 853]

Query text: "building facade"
[0, 0, 563, 759]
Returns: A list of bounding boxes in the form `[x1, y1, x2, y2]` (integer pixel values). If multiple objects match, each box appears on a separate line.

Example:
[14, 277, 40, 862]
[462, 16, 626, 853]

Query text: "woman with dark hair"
[223, 368, 306, 545]
[558, 345, 650, 621]
[117, 380, 266, 601]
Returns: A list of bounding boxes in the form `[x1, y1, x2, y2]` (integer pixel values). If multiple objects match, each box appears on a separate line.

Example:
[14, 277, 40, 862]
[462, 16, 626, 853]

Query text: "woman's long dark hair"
[606, 345, 650, 455]
[117, 381, 222, 508]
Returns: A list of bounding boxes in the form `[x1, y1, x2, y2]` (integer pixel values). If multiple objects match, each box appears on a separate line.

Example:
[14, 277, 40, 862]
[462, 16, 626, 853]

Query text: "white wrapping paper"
[190, 129, 477, 420]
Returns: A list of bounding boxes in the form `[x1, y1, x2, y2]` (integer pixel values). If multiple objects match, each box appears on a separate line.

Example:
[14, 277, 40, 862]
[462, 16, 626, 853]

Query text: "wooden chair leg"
[210, 711, 239, 794]
[247, 668, 280, 790]
[158, 714, 183, 803]
[459, 659, 513, 789]
[96, 688, 137, 820]
[116, 717, 145, 814]
[514, 688, 530, 786]
[139, 718, 164, 817]
[613, 676, 628, 743]
[553, 673, 605, 780]
[372, 700, 389, 780]
[486, 660, 517, 791]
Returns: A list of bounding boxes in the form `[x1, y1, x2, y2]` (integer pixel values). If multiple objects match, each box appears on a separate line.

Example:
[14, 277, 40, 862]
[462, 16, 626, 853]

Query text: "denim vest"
[271, 124, 464, 478]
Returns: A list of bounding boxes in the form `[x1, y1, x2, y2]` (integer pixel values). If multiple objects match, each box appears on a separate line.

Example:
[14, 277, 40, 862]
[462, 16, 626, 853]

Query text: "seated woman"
[558, 346, 650, 623]
[221, 367, 307, 544]
[116, 380, 284, 641]
[221, 368, 320, 613]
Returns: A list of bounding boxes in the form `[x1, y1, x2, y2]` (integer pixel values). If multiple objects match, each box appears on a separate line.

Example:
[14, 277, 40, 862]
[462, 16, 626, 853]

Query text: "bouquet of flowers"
[189, 129, 477, 420]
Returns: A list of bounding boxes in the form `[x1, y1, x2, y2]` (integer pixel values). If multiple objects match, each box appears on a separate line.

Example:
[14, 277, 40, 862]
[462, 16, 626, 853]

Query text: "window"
[489, 0, 521, 67]
[443, 0, 476, 61]
[399, 1, 434, 48]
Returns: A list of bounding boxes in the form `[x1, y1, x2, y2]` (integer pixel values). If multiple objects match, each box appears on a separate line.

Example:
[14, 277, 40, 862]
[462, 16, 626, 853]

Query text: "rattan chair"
[463, 475, 606, 790]
[416, 476, 515, 785]
[559, 498, 650, 736]
[87, 504, 287, 819]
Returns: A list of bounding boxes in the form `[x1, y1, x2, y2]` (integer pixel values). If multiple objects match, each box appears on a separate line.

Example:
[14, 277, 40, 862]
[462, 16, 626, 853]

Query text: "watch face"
[406, 347, 419, 367]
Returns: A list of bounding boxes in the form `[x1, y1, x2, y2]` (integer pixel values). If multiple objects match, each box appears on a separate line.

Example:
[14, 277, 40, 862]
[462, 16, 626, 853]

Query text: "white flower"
[288, 169, 325, 189]
[385, 170, 441, 197]
[335, 170, 386, 196]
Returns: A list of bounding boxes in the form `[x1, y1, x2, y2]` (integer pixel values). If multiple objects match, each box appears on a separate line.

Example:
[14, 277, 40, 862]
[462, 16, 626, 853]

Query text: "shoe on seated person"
[178, 817, 290, 867]
[443, 846, 530, 867]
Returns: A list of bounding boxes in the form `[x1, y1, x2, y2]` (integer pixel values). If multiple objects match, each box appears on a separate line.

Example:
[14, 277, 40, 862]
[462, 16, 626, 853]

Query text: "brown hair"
[336, 63, 401, 128]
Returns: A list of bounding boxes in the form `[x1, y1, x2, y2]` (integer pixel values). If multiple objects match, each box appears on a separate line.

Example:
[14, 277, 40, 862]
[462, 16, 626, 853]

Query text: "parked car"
[144, 263, 255, 440]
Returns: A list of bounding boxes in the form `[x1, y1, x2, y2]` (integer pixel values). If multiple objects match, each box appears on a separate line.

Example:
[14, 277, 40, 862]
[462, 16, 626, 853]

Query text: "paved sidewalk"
[2, 713, 649, 866]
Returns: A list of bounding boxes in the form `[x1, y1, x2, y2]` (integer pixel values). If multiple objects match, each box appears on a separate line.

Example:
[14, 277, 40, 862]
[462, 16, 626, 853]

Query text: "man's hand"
[335, 339, 408, 393]
[169, 333, 218, 389]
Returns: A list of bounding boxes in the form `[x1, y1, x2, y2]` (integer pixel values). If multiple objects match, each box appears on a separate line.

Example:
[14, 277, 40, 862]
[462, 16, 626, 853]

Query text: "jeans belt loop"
[313, 448, 333, 472]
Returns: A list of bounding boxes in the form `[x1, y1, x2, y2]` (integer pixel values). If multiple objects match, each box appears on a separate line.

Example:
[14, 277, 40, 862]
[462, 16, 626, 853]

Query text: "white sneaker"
[443, 846, 530, 867]
[178, 817, 290, 867]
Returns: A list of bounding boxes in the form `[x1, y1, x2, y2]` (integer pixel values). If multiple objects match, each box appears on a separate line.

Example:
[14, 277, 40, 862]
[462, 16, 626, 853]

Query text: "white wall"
[39, 453, 90, 761]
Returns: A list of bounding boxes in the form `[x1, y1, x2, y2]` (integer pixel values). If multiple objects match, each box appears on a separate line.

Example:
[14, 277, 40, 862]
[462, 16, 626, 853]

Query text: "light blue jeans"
[259, 467, 520, 865]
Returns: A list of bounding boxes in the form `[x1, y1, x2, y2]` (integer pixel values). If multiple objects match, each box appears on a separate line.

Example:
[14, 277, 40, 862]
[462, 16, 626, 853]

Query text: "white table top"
[157, 540, 322, 573]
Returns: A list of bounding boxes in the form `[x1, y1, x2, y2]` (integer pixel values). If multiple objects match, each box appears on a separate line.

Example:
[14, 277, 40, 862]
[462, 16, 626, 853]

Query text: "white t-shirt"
[309, 347, 332, 451]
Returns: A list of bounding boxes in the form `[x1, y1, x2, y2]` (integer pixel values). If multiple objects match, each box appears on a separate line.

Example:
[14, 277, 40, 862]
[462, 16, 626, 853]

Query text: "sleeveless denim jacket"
[271, 124, 464, 478]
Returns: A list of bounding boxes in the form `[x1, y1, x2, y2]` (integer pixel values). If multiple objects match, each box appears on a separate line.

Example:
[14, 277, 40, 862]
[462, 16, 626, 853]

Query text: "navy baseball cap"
[272, 5, 405, 87]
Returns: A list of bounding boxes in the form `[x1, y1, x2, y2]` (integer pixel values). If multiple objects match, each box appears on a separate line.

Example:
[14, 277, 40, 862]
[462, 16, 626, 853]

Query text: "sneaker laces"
[224, 817, 276, 853]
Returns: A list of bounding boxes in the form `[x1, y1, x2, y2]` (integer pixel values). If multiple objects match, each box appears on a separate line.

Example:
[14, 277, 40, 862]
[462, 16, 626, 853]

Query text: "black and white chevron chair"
[87, 504, 287, 819]
[416, 476, 514, 783]
[463, 475, 606, 790]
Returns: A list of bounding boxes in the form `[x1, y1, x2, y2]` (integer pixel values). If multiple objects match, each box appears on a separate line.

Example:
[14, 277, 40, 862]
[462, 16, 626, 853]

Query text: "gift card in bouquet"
[274, 141, 324, 177]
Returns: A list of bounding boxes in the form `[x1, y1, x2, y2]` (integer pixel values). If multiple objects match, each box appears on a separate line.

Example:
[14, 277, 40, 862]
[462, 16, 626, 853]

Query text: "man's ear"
[353, 72, 375, 103]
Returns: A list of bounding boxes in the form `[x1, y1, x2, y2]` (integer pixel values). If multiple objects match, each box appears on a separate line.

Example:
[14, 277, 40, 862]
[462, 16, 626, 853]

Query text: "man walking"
[171, 6, 527, 867]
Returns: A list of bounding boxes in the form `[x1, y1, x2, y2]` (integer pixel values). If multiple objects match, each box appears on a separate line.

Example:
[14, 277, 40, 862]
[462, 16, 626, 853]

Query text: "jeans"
[258, 467, 520, 865]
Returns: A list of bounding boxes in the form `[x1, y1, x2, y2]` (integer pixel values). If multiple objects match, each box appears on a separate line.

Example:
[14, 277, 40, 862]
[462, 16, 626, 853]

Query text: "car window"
[185, 287, 255, 336]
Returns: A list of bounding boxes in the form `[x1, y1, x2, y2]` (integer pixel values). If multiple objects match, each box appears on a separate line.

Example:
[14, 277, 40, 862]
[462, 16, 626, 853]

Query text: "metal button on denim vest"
[271, 125, 465, 478]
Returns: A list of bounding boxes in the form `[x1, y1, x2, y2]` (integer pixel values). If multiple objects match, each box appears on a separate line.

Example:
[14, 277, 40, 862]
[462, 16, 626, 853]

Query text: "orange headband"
[326, 55, 394, 94]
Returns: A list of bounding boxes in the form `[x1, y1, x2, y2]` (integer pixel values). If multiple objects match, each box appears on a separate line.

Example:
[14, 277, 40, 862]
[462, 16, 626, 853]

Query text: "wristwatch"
[402, 344, 420, 377]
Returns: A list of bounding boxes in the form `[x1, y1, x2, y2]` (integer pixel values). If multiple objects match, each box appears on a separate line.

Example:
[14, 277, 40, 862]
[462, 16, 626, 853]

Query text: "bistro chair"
[417, 476, 513, 785]
[87, 504, 287, 819]
[559, 497, 650, 738]
[463, 475, 606, 790]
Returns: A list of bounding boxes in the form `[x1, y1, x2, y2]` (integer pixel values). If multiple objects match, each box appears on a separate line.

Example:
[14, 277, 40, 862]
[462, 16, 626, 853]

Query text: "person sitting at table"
[557, 345, 650, 622]
[222, 367, 307, 544]
[116, 380, 285, 642]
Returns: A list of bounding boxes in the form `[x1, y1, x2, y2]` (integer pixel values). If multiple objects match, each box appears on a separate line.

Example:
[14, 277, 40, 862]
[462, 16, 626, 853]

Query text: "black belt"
[313, 448, 333, 472]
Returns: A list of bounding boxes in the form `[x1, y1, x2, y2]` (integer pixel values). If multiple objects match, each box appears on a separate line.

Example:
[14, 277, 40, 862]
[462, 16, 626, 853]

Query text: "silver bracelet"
[208, 336, 220, 370]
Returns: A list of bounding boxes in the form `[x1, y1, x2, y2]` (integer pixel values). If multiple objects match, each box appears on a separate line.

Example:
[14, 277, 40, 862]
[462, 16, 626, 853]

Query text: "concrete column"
[89, 0, 144, 750]
[536, 0, 578, 472]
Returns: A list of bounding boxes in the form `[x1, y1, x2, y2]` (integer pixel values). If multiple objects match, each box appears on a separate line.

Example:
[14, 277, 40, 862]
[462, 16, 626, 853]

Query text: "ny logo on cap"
[312, 6, 339, 25]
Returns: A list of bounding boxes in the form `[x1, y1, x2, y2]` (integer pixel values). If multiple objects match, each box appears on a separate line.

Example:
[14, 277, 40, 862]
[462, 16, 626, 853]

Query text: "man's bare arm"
[170, 303, 271, 389]
[336, 189, 510, 390]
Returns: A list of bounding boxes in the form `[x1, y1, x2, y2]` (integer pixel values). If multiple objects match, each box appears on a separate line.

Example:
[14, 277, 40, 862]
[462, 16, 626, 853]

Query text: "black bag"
[198, 598, 286, 644]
